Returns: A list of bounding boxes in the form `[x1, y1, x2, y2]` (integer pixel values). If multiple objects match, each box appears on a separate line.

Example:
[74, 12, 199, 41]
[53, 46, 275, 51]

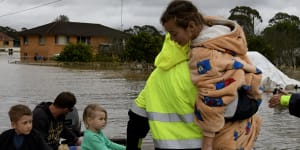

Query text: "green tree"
[247, 34, 273, 60]
[122, 25, 163, 63]
[123, 31, 163, 63]
[268, 12, 300, 26]
[228, 6, 262, 36]
[57, 43, 93, 62]
[0, 26, 17, 35]
[124, 25, 162, 36]
[263, 12, 300, 69]
[54, 15, 70, 22]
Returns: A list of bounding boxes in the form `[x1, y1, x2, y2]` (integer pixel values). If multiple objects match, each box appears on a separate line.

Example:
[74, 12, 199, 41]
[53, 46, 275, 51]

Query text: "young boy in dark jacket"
[0, 104, 50, 150]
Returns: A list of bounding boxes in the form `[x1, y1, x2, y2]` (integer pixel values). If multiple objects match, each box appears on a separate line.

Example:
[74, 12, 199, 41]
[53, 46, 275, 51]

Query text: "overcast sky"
[0, 0, 299, 32]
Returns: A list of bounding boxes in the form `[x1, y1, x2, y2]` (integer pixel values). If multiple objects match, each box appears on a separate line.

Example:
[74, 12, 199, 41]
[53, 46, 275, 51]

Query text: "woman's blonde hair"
[82, 104, 107, 127]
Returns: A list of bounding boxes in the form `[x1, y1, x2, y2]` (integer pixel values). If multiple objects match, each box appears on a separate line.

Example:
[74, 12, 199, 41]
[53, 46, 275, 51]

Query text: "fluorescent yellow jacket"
[131, 34, 203, 149]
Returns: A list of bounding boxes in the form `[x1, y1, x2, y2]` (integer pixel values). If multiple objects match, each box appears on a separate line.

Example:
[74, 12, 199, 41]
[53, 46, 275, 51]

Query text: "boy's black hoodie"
[32, 102, 78, 150]
[0, 129, 51, 150]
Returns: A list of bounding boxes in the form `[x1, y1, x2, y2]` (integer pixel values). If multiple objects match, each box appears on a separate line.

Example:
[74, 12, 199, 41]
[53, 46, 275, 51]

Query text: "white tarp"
[247, 51, 300, 92]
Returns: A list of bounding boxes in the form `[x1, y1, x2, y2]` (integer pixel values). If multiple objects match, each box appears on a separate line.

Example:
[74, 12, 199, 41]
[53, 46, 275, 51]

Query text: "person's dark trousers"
[126, 110, 150, 150]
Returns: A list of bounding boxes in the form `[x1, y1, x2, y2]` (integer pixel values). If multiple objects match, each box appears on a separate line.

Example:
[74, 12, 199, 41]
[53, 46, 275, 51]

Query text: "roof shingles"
[19, 21, 128, 38]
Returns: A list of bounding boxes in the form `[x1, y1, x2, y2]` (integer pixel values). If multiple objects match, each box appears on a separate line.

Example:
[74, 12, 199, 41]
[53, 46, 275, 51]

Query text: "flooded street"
[0, 52, 300, 149]
[0, 52, 153, 148]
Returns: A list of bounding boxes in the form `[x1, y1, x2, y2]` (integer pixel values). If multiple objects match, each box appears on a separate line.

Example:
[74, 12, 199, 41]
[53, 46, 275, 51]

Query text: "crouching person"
[32, 91, 81, 150]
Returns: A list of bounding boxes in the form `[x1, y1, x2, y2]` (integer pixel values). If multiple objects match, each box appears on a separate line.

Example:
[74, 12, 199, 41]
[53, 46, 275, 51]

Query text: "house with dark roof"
[0, 32, 20, 52]
[19, 21, 128, 61]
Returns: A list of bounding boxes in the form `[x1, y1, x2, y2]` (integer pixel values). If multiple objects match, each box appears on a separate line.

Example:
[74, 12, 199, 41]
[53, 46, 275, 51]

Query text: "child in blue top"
[81, 104, 126, 150]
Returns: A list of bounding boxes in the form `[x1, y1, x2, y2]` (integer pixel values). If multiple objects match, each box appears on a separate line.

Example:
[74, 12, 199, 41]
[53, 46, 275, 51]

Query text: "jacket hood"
[35, 102, 52, 116]
[192, 16, 248, 56]
[36, 102, 51, 110]
[34, 102, 66, 120]
[154, 33, 190, 70]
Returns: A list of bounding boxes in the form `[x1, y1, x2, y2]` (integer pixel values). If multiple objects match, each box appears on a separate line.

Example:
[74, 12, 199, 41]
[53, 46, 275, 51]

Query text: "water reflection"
[0, 53, 300, 149]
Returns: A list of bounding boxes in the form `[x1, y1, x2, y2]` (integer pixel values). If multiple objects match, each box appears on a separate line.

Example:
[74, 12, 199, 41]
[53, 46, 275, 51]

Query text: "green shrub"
[57, 43, 93, 62]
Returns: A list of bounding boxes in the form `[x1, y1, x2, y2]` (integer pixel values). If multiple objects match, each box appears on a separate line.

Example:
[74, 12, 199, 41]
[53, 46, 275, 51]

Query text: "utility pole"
[120, 0, 123, 31]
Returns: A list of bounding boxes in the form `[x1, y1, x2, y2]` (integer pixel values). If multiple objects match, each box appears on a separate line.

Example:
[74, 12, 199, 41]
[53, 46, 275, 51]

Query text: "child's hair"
[82, 104, 107, 127]
[8, 104, 32, 122]
[160, 0, 206, 29]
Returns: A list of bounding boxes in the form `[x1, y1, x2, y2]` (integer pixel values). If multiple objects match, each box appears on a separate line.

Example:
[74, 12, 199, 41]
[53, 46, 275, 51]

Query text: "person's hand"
[75, 137, 82, 146]
[268, 94, 281, 108]
[269, 89, 288, 108]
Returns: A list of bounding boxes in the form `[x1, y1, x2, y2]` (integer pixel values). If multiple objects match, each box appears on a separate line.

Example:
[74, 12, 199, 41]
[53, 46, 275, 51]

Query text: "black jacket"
[0, 129, 51, 150]
[32, 102, 78, 150]
[289, 93, 300, 117]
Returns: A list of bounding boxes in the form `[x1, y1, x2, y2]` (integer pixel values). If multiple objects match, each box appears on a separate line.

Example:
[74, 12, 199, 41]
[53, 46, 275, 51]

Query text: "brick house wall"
[20, 35, 109, 60]
[0, 32, 14, 51]
[19, 22, 128, 61]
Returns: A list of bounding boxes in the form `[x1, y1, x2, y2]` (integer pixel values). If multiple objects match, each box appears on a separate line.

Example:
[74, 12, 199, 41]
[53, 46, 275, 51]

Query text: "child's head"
[82, 104, 107, 131]
[160, 0, 206, 45]
[8, 104, 33, 135]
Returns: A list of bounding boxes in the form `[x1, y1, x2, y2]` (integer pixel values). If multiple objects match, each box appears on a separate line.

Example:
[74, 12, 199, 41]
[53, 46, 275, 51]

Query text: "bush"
[57, 43, 93, 62]
[123, 32, 163, 63]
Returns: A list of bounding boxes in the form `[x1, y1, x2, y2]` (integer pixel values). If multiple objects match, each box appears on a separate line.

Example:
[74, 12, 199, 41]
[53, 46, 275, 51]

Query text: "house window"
[3, 41, 9, 46]
[23, 36, 28, 45]
[39, 35, 45, 45]
[55, 35, 69, 45]
[98, 44, 111, 55]
[13, 40, 20, 47]
[99, 44, 110, 51]
[77, 36, 90, 44]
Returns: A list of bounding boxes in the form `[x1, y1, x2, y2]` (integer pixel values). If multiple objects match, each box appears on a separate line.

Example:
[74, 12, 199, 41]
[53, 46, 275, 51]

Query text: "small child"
[0, 104, 50, 150]
[81, 104, 126, 150]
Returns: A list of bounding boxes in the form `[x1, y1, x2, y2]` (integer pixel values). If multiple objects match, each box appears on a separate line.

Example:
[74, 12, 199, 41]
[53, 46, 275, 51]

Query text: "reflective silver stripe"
[148, 112, 194, 123]
[154, 139, 202, 149]
[131, 103, 147, 117]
